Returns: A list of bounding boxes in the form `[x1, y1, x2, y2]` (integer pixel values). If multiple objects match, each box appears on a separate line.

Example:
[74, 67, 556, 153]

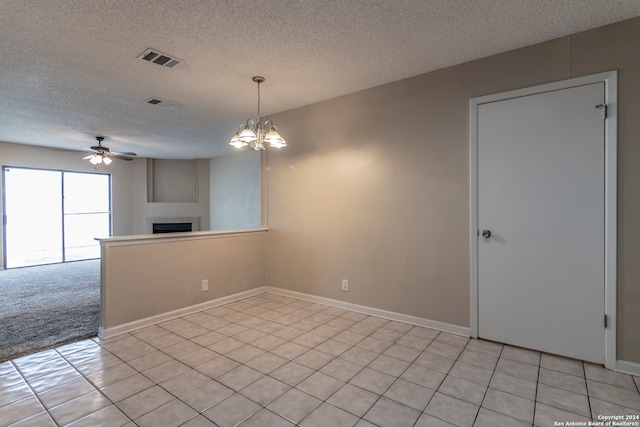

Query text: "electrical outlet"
[201, 279, 209, 291]
[342, 279, 349, 291]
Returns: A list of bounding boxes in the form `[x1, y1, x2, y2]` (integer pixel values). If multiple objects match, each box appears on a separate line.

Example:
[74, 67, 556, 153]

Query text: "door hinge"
[595, 104, 608, 119]
[604, 314, 608, 328]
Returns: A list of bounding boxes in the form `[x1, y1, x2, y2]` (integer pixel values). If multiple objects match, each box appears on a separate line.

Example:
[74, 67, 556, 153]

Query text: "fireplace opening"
[147, 217, 199, 234]
[152, 222, 192, 234]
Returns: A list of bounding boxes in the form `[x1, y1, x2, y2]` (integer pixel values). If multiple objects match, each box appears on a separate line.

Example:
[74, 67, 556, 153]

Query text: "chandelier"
[230, 76, 287, 150]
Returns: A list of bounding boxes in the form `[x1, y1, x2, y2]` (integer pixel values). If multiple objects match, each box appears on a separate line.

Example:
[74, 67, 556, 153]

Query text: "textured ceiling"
[1, 0, 639, 159]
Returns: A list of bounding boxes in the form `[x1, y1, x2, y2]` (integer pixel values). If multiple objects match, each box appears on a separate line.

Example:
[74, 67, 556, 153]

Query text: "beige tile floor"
[1, 293, 639, 426]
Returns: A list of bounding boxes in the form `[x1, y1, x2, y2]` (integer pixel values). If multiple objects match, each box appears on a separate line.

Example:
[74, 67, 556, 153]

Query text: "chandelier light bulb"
[265, 126, 287, 148]
[239, 125, 258, 143]
[229, 132, 248, 148]
[90, 155, 102, 165]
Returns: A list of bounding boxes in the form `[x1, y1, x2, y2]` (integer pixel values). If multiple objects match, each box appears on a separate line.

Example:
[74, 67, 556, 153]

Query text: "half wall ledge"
[96, 227, 268, 246]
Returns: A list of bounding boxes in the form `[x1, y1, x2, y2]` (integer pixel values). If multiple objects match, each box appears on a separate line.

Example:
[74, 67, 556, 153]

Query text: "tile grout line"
[10, 340, 125, 426]
[250, 297, 385, 426]
[63, 337, 143, 425]
[7, 358, 53, 424]
[313, 325, 443, 426]
[119, 305, 269, 424]
[474, 340, 504, 426]
[415, 331, 473, 427]
[531, 352, 542, 427]
[583, 360, 593, 421]
[87, 332, 209, 425]
[144, 308, 286, 424]
[474, 344, 549, 426]
[266, 304, 399, 426]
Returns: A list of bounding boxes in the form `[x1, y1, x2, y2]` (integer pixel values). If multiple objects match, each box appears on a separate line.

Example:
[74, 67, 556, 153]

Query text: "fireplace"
[146, 217, 199, 234]
[152, 222, 192, 234]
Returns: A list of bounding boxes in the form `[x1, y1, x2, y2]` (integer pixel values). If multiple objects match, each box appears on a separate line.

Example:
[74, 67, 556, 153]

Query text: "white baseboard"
[99, 285, 470, 340]
[98, 286, 268, 339]
[615, 359, 640, 377]
[98, 285, 640, 376]
[266, 286, 471, 337]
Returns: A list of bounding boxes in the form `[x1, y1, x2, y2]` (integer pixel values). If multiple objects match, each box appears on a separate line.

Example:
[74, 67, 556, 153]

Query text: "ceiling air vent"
[144, 98, 182, 110]
[138, 48, 183, 68]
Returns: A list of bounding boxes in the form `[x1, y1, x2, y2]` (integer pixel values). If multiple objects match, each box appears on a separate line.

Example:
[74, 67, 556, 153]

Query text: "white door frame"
[469, 71, 617, 369]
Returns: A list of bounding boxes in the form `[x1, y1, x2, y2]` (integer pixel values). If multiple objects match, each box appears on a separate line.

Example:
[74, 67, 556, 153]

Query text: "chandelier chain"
[257, 80, 261, 119]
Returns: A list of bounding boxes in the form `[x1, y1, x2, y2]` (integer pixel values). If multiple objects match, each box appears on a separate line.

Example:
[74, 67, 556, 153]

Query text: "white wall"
[210, 150, 261, 230]
[130, 158, 210, 234]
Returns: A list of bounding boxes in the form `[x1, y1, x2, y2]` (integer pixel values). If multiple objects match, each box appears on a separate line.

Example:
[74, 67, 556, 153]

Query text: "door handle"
[482, 230, 491, 238]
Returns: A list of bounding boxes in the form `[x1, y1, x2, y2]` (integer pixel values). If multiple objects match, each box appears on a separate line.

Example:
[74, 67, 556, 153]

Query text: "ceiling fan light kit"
[89, 154, 112, 165]
[83, 136, 137, 165]
[230, 76, 287, 151]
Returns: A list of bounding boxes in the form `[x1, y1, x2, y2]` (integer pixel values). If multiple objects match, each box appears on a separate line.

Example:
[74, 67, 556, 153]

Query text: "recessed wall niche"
[147, 158, 198, 202]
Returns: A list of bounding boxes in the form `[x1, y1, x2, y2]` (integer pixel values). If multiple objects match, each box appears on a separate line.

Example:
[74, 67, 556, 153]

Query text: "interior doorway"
[2, 166, 111, 268]
[470, 71, 617, 368]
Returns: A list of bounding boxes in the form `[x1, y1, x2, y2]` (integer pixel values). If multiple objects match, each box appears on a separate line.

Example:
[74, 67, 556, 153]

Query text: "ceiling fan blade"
[110, 154, 134, 161]
[82, 137, 136, 163]
[110, 151, 137, 157]
[51, 147, 82, 153]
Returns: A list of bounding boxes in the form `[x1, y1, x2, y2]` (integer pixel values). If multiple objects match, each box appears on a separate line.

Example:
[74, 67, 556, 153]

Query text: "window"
[2, 167, 111, 268]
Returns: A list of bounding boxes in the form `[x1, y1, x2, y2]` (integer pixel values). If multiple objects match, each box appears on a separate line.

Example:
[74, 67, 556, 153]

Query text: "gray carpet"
[0, 259, 100, 362]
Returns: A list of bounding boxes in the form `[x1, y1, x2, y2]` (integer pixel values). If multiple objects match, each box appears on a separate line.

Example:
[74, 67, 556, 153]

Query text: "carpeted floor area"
[0, 259, 100, 362]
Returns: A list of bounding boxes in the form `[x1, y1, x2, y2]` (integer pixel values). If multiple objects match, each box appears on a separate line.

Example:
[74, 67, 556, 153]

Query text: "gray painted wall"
[266, 17, 640, 364]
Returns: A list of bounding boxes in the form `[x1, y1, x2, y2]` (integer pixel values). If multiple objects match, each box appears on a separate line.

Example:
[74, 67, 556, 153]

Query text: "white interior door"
[477, 82, 606, 363]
